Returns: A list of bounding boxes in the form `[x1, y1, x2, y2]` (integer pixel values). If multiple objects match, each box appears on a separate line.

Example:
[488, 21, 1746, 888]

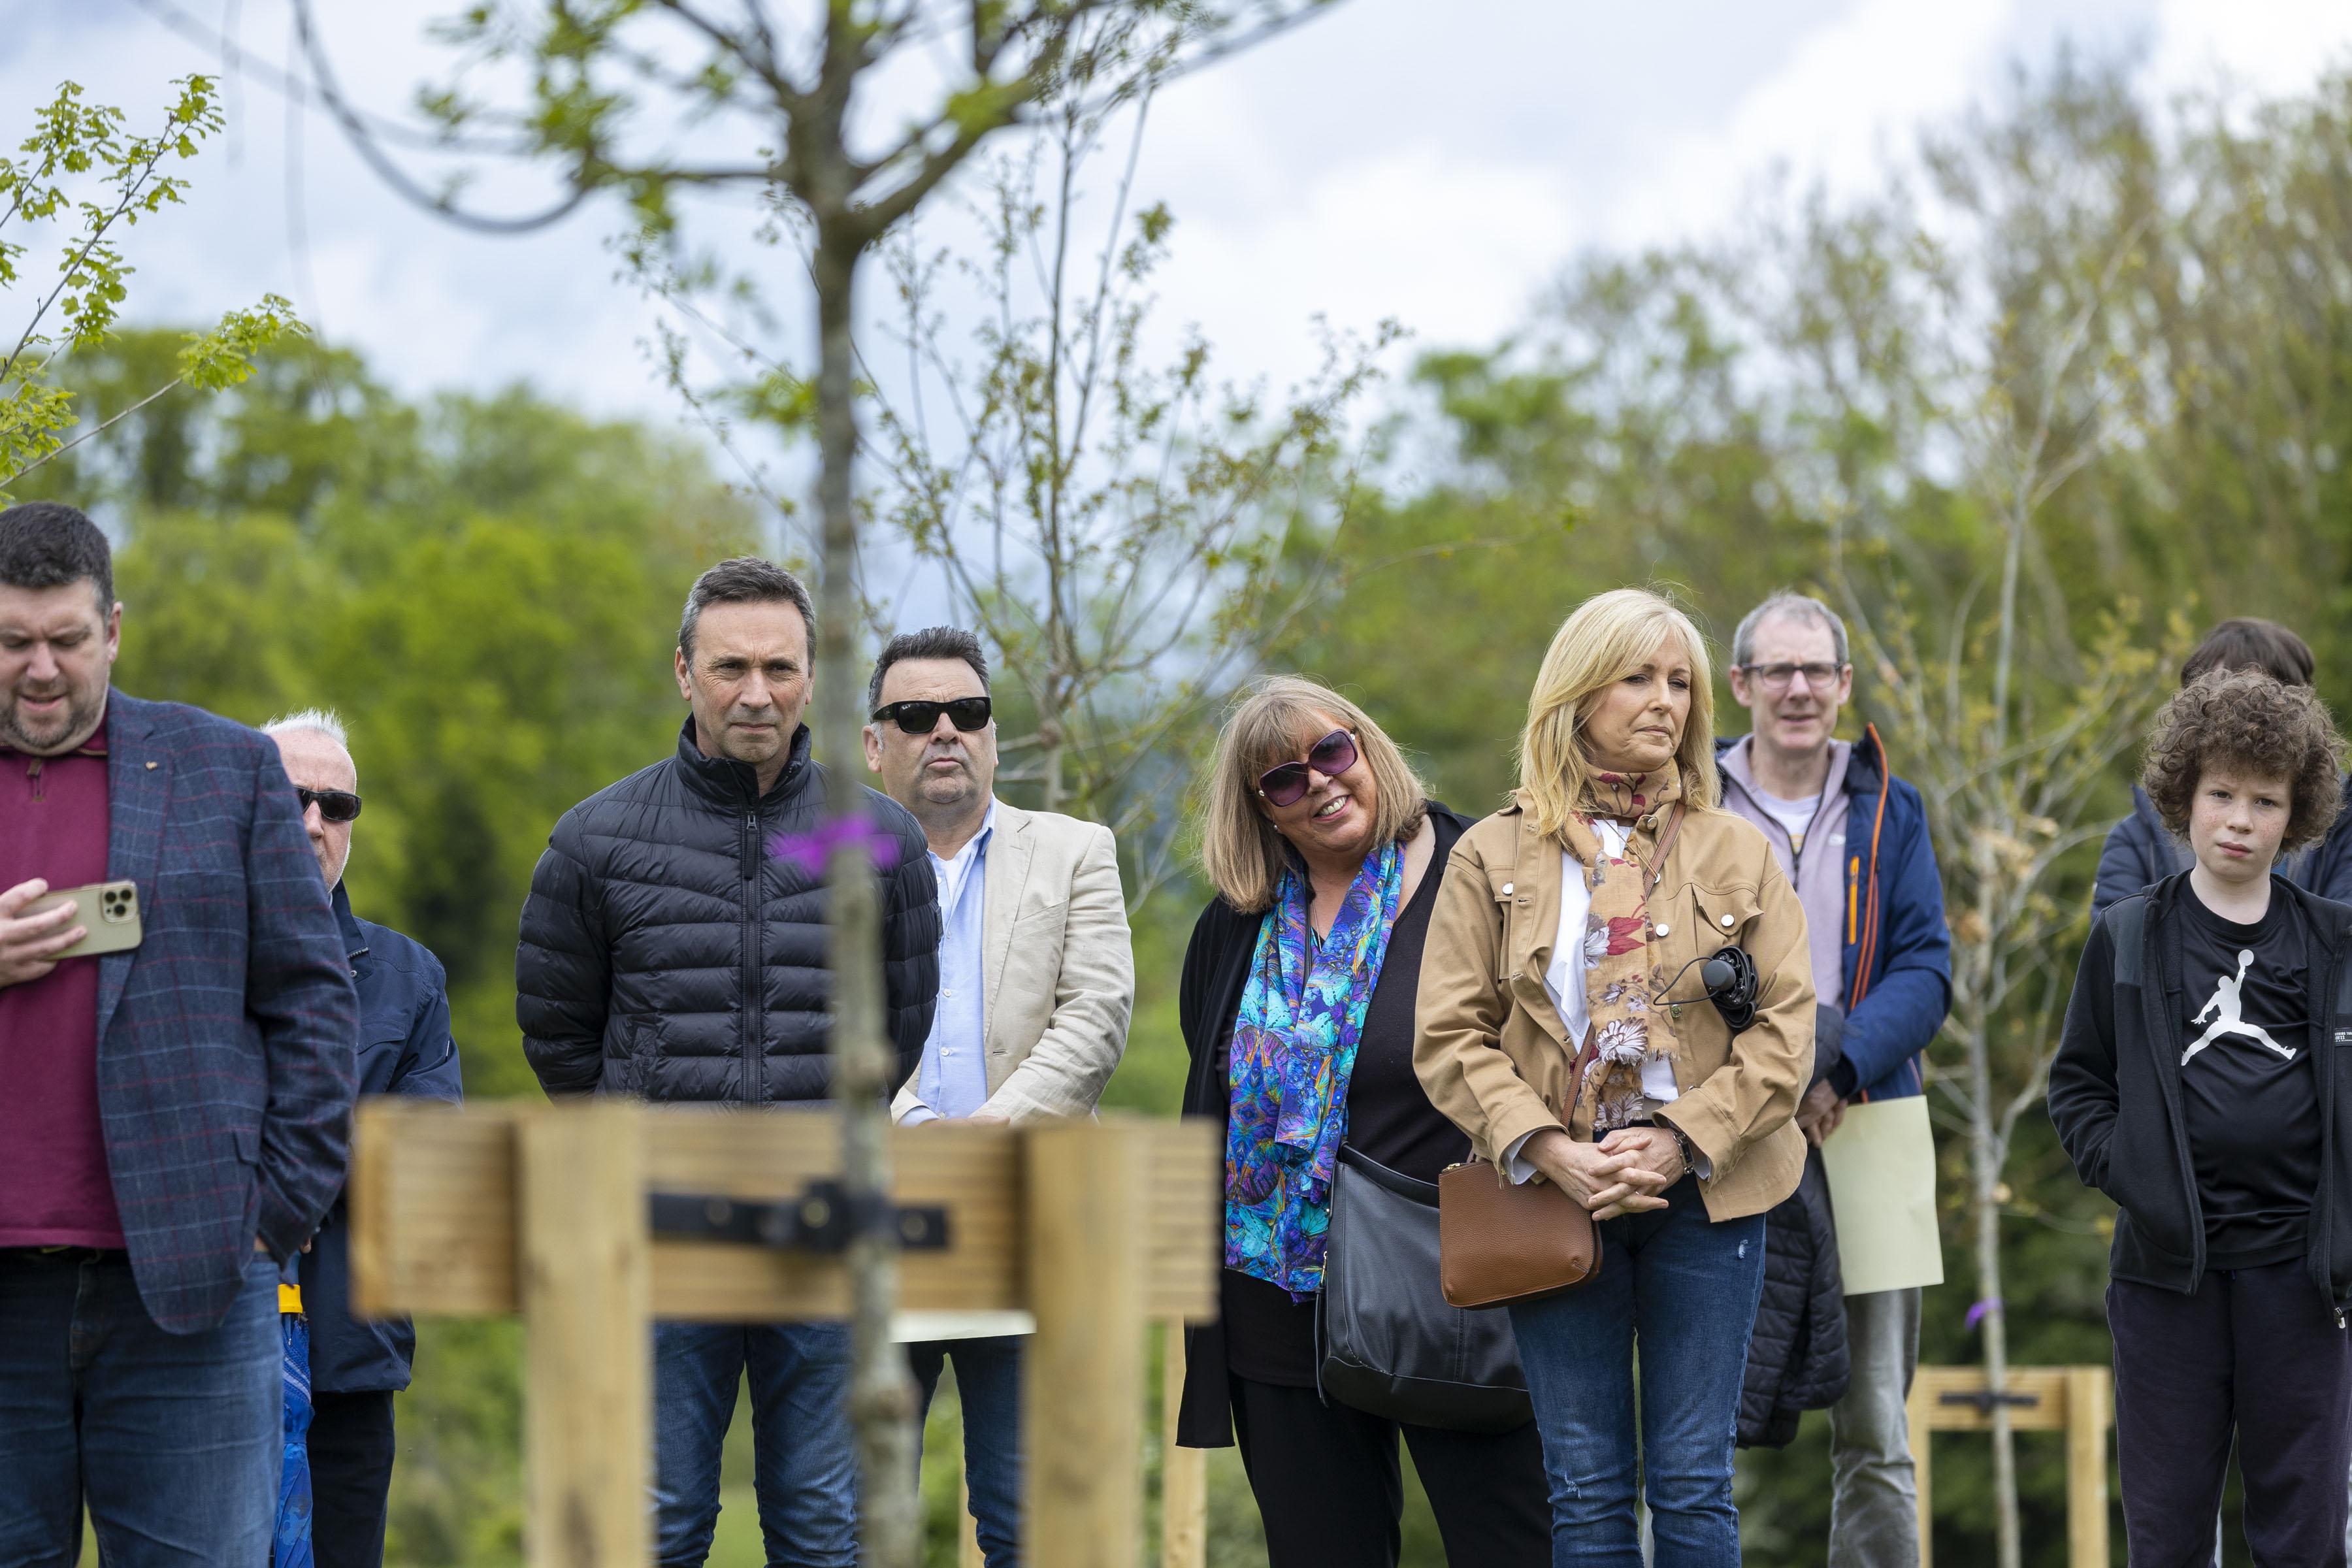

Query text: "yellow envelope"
[1818, 1094, 1946, 1295]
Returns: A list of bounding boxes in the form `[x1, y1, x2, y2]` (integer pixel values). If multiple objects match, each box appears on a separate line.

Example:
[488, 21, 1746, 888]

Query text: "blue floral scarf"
[1224, 840, 1407, 1298]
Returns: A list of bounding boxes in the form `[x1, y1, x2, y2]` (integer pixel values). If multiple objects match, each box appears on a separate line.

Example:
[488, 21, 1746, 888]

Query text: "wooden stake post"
[351, 1100, 1218, 1568]
[1907, 1364, 2113, 1568]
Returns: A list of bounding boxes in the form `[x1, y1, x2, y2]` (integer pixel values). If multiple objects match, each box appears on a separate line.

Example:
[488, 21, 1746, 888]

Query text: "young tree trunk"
[1966, 833, 2022, 1568]
[811, 223, 921, 1568]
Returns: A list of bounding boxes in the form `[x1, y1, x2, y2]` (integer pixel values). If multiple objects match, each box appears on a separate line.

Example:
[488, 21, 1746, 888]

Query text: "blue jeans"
[652, 1320, 857, 1568]
[1506, 1177, 1767, 1568]
[909, 1336, 1024, 1568]
[0, 1247, 281, 1568]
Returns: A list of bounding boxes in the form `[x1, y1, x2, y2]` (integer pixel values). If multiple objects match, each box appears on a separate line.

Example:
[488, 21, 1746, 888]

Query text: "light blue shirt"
[904, 802, 996, 1124]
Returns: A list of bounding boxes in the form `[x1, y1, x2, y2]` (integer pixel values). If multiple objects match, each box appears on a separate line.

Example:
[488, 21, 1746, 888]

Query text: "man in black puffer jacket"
[517, 557, 939, 1567]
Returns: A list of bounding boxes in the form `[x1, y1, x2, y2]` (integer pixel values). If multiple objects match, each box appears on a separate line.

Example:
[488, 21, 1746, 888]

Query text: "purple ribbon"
[768, 815, 902, 875]
[1965, 1298, 2002, 1331]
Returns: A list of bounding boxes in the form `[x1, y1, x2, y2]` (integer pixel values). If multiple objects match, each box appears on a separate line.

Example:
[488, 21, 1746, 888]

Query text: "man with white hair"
[264, 710, 462, 1568]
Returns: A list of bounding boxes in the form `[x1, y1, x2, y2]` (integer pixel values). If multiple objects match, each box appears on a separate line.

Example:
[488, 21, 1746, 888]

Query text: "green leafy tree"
[0, 76, 302, 494]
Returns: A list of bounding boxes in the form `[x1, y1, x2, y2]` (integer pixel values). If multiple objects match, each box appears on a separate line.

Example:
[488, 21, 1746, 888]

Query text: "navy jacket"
[2092, 778, 2352, 918]
[95, 692, 359, 1335]
[1718, 727, 1952, 1101]
[297, 883, 462, 1392]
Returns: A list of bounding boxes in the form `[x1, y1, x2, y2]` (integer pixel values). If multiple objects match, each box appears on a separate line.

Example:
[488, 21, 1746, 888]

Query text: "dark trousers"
[2110, 1264, 2352, 1568]
[308, 1390, 395, 1568]
[1228, 1375, 1550, 1568]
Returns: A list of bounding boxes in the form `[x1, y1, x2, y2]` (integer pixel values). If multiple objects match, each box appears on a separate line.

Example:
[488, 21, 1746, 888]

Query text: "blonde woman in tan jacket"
[1414, 587, 1814, 1567]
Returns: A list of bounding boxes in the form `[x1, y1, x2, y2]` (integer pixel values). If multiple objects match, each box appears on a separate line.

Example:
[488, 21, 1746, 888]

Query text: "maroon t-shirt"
[0, 721, 124, 1248]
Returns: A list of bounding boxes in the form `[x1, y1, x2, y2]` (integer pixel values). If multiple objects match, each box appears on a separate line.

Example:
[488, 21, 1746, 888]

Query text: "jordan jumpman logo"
[2182, 949, 2296, 1065]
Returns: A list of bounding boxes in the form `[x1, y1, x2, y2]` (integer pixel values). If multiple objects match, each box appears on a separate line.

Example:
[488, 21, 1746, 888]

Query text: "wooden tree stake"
[518, 1101, 650, 1568]
[1024, 1121, 1146, 1568]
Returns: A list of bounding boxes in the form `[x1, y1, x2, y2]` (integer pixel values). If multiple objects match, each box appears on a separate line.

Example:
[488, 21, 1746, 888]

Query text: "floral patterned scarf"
[1558, 766, 1688, 1139]
[1224, 840, 1407, 1298]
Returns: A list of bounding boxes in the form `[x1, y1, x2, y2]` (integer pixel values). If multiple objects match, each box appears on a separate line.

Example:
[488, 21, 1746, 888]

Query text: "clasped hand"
[1522, 1126, 1686, 1221]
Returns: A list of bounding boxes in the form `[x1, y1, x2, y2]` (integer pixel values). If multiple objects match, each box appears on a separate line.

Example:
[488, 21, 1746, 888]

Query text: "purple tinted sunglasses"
[1256, 728, 1358, 807]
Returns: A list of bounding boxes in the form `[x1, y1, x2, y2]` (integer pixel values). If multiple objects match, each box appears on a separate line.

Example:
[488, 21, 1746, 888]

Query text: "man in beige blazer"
[864, 626, 1132, 1566]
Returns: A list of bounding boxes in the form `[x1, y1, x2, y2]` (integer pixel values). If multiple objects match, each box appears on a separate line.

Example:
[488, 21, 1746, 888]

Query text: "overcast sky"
[12, 0, 2352, 436]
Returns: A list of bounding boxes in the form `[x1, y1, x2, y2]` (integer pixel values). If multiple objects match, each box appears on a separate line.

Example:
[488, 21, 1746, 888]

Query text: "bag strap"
[1643, 803, 1688, 905]
[2110, 896, 2147, 988]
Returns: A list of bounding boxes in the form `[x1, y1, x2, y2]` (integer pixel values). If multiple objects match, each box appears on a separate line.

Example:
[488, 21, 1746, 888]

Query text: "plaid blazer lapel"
[99, 693, 169, 1045]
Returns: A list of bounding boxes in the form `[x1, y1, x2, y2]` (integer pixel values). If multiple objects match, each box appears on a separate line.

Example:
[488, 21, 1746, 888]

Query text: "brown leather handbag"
[1435, 805, 1687, 1309]
[1437, 1158, 1599, 1308]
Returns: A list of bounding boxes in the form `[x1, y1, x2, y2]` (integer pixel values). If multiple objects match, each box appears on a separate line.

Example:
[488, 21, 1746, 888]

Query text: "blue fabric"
[0, 1247, 280, 1565]
[297, 881, 463, 1395]
[91, 691, 359, 1335]
[275, 1311, 314, 1567]
[1224, 841, 1406, 1298]
[1507, 1178, 1768, 1567]
[1722, 729, 1951, 1103]
[913, 804, 996, 1121]
[651, 1320, 857, 1567]
[2093, 778, 2352, 918]
[910, 1335, 1024, 1568]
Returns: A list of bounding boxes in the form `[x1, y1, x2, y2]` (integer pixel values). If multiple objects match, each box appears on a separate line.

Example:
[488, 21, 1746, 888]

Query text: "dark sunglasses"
[297, 787, 363, 824]
[1256, 728, 1359, 808]
[870, 696, 992, 735]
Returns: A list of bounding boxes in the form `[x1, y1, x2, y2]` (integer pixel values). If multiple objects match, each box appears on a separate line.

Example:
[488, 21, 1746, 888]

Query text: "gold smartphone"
[27, 880, 143, 960]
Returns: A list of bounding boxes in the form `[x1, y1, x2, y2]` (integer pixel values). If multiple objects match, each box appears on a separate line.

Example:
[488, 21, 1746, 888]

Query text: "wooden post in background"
[1909, 1378, 1933, 1561]
[1162, 1320, 1205, 1568]
[518, 1102, 650, 1568]
[1024, 1121, 1145, 1568]
[2065, 1365, 2110, 1568]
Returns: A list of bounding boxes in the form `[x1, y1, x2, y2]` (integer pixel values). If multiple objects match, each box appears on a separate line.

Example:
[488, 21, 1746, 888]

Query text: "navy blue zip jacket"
[1717, 727, 1952, 1101]
[2092, 777, 2352, 917]
[297, 881, 463, 1393]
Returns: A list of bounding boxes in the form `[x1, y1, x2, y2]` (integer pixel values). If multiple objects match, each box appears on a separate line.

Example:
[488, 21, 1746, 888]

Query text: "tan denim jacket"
[1412, 791, 1815, 1222]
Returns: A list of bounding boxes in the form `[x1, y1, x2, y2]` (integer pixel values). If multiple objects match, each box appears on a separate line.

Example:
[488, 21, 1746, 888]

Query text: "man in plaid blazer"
[0, 501, 359, 1567]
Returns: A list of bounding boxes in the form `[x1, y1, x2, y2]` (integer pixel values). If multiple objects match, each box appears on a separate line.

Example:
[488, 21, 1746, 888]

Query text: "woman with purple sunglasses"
[1168, 676, 1549, 1568]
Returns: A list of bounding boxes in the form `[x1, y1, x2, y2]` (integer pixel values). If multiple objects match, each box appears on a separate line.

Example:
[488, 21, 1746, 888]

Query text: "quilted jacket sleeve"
[877, 804, 942, 1096]
[516, 809, 611, 1098]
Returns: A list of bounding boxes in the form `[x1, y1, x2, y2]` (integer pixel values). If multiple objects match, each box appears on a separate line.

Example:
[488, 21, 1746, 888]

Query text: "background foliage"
[38, 49, 2352, 1568]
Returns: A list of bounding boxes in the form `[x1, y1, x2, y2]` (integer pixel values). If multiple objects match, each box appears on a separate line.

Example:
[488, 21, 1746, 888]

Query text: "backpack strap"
[2109, 898, 2148, 988]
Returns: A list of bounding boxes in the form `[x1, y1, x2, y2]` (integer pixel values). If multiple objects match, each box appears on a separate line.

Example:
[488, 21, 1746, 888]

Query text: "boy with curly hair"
[2051, 667, 2352, 1565]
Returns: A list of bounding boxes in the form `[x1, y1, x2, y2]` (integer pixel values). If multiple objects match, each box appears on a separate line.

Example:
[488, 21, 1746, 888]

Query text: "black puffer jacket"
[1739, 1005, 1851, 1448]
[517, 720, 940, 1103]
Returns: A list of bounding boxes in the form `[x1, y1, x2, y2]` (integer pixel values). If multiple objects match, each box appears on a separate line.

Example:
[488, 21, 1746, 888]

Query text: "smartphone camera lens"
[102, 890, 130, 923]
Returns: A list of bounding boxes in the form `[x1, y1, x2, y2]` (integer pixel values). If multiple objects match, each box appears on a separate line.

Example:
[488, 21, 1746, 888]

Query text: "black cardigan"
[1174, 804, 1472, 1449]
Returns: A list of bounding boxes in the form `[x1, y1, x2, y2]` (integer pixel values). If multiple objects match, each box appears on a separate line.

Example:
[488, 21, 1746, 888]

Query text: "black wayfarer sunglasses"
[1256, 728, 1360, 808]
[871, 696, 993, 735]
[297, 787, 363, 824]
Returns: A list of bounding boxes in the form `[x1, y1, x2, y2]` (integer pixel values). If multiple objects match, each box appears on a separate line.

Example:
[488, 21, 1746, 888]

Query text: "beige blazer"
[1413, 791, 1815, 1221]
[891, 800, 1134, 1124]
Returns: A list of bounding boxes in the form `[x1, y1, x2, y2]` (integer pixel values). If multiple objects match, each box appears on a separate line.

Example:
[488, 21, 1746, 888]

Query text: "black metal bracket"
[1939, 1389, 2041, 1414]
[648, 1183, 951, 1254]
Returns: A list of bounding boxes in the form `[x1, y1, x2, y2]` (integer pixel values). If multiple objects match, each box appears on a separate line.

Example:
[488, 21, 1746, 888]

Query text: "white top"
[1504, 819, 1705, 1183]
[1754, 788, 1824, 857]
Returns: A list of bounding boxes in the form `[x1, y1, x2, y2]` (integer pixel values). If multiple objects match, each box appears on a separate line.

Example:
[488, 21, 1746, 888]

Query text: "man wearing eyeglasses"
[1717, 591, 1952, 1568]
[263, 710, 460, 1568]
[518, 557, 941, 1568]
[863, 625, 1133, 1568]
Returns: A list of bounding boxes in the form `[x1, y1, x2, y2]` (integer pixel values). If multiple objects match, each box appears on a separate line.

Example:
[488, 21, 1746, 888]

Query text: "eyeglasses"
[297, 787, 363, 823]
[870, 696, 992, 735]
[1736, 661, 1847, 692]
[1256, 728, 1359, 808]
